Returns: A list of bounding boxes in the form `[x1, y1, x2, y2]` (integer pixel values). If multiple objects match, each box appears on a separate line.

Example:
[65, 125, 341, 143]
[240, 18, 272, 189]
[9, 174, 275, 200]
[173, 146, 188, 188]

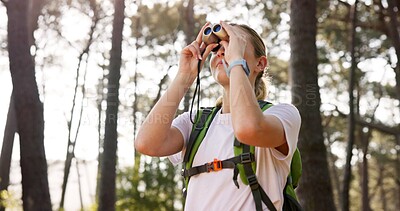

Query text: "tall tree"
[386, 0, 400, 102]
[342, 1, 358, 210]
[0, 1, 46, 209]
[5, 0, 51, 210]
[182, 0, 195, 112]
[0, 94, 16, 211]
[59, 0, 99, 208]
[289, 0, 336, 210]
[385, 2, 400, 207]
[98, 0, 125, 210]
[317, 1, 400, 208]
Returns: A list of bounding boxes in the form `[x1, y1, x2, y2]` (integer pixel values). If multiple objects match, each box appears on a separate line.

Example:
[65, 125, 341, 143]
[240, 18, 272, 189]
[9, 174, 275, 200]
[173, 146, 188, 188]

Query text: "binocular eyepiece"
[202, 23, 228, 52]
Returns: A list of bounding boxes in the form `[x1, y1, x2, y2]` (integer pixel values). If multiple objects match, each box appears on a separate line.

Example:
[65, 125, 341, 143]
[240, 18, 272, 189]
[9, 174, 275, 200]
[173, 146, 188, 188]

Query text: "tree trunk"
[59, 2, 99, 208]
[289, 0, 336, 210]
[386, 0, 400, 102]
[326, 141, 341, 207]
[98, 0, 125, 210]
[96, 75, 106, 202]
[396, 134, 400, 209]
[6, 0, 51, 210]
[182, 0, 195, 112]
[386, 1, 400, 207]
[342, 1, 358, 210]
[133, 0, 141, 139]
[377, 164, 387, 211]
[0, 94, 17, 211]
[75, 159, 84, 211]
[361, 133, 370, 211]
[132, 1, 142, 207]
[1, 1, 45, 209]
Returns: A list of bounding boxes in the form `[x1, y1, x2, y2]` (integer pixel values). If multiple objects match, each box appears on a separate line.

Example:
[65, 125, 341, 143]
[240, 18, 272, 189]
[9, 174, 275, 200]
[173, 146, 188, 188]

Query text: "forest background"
[0, 0, 399, 211]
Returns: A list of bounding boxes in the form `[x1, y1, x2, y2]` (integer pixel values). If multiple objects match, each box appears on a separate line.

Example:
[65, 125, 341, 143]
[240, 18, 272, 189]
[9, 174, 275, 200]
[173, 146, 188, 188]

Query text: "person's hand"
[219, 21, 248, 64]
[178, 22, 219, 77]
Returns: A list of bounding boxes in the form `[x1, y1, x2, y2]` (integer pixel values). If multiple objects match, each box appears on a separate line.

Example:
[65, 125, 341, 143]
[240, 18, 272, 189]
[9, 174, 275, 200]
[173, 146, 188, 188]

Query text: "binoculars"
[202, 23, 228, 52]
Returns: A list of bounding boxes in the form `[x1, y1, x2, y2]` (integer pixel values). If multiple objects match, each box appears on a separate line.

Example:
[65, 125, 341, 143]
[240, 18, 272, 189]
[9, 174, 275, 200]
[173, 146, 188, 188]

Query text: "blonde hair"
[216, 23, 269, 107]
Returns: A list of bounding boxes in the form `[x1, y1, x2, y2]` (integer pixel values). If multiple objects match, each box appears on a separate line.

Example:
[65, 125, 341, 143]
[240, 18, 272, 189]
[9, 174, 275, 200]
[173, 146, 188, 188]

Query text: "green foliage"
[133, 3, 181, 46]
[312, 1, 400, 210]
[268, 55, 289, 85]
[116, 157, 183, 211]
[11, 0, 397, 210]
[125, 1, 399, 209]
[0, 190, 22, 209]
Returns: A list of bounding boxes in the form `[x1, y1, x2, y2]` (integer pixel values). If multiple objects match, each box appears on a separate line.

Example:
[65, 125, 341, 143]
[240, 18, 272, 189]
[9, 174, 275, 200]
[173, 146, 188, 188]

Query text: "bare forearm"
[229, 67, 284, 147]
[230, 66, 262, 128]
[135, 73, 195, 154]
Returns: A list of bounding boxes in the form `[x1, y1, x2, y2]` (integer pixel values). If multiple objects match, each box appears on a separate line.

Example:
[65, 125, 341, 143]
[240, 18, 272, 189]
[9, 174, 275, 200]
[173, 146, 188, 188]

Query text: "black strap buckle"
[247, 175, 259, 190]
[194, 108, 213, 130]
[241, 152, 253, 164]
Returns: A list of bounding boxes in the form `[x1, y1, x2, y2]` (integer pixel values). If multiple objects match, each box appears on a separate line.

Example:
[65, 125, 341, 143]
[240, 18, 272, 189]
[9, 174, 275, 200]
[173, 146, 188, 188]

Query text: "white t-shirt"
[169, 103, 301, 211]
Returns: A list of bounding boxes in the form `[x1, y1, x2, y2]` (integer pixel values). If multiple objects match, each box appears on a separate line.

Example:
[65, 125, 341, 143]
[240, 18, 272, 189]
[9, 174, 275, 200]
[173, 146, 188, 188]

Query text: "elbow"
[134, 137, 147, 154]
[135, 134, 168, 157]
[233, 121, 260, 144]
[234, 116, 286, 148]
[134, 134, 155, 156]
[135, 138, 156, 156]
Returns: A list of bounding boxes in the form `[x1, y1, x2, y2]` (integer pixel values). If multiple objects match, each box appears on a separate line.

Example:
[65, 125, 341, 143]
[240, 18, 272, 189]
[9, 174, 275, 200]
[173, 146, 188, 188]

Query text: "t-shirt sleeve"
[168, 111, 193, 165]
[264, 103, 301, 161]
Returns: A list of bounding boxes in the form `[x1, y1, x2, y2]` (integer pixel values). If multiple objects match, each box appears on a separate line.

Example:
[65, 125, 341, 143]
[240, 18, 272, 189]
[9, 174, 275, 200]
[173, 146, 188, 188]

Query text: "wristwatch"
[225, 59, 250, 77]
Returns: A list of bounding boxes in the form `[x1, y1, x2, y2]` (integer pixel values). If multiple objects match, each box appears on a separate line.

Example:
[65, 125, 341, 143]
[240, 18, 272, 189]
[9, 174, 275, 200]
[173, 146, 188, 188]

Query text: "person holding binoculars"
[135, 21, 301, 211]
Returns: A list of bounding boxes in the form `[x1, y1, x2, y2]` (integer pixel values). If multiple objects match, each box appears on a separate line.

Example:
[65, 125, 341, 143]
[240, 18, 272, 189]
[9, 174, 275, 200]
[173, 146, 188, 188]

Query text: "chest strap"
[181, 152, 255, 188]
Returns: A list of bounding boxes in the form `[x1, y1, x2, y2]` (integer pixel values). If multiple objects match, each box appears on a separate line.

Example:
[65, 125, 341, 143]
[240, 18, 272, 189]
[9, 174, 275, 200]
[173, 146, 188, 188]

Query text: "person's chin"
[214, 68, 229, 85]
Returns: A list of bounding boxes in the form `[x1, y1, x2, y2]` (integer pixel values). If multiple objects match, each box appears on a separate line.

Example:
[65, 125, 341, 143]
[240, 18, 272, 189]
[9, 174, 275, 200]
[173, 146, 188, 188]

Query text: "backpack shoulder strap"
[233, 100, 277, 211]
[241, 143, 277, 211]
[233, 100, 273, 184]
[181, 106, 221, 195]
[258, 100, 272, 110]
[183, 106, 220, 165]
[183, 107, 210, 164]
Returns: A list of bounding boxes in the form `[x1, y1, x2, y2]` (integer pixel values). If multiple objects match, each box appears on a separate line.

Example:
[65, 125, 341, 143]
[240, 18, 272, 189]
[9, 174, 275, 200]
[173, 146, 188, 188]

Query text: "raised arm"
[135, 73, 194, 156]
[135, 23, 218, 157]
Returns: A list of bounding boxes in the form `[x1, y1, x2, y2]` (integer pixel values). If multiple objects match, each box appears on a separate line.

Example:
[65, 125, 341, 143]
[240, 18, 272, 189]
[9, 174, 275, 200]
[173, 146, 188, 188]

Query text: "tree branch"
[355, 118, 400, 135]
[325, 16, 389, 35]
[331, 105, 399, 135]
[151, 66, 172, 108]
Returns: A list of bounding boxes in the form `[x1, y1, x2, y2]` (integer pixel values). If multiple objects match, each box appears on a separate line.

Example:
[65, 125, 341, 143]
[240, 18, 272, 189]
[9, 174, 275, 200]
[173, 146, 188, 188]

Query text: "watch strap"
[223, 59, 250, 77]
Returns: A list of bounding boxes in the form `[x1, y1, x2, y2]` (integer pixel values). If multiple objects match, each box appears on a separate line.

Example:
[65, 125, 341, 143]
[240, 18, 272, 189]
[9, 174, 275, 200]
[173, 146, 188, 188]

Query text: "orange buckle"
[207, 158, 223, 172]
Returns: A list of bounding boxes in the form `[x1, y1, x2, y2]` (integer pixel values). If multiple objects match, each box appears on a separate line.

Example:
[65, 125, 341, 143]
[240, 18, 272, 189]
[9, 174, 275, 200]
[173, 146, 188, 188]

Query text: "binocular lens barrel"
[213, 24, 222, 33]
[204, 27, 213, 35]
[212, 24, 228, 41]
[201, 23, 229, 51]
[202, 26, 218, 45]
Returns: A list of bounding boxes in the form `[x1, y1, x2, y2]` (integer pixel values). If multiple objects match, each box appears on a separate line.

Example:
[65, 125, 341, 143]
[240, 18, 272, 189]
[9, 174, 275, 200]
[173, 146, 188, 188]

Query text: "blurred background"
[0, 0, 399, 210]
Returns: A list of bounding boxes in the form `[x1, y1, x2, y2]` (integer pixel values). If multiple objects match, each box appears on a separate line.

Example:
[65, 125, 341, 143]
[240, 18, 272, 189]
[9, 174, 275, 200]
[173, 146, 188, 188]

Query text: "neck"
[221, 88, 230, 113]
[219, 78, 257, 114]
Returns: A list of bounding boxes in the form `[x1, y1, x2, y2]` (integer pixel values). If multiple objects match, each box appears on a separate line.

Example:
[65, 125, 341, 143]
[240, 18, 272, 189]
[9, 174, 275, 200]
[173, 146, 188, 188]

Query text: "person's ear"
[256, 56, 268, 73]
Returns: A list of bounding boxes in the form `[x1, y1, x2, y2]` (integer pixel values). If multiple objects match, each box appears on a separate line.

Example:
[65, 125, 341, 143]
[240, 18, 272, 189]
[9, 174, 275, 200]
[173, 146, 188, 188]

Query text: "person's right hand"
[178, 22, 219, 79]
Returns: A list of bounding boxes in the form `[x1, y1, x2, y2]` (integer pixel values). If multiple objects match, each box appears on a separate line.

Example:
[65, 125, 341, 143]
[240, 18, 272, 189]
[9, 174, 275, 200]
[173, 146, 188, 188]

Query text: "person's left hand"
[219, 21, 248, 64]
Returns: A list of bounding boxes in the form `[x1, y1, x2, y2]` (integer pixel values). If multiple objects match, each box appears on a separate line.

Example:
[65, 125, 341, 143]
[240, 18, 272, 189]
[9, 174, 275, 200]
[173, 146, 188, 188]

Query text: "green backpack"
[181, 101, 303, 211]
